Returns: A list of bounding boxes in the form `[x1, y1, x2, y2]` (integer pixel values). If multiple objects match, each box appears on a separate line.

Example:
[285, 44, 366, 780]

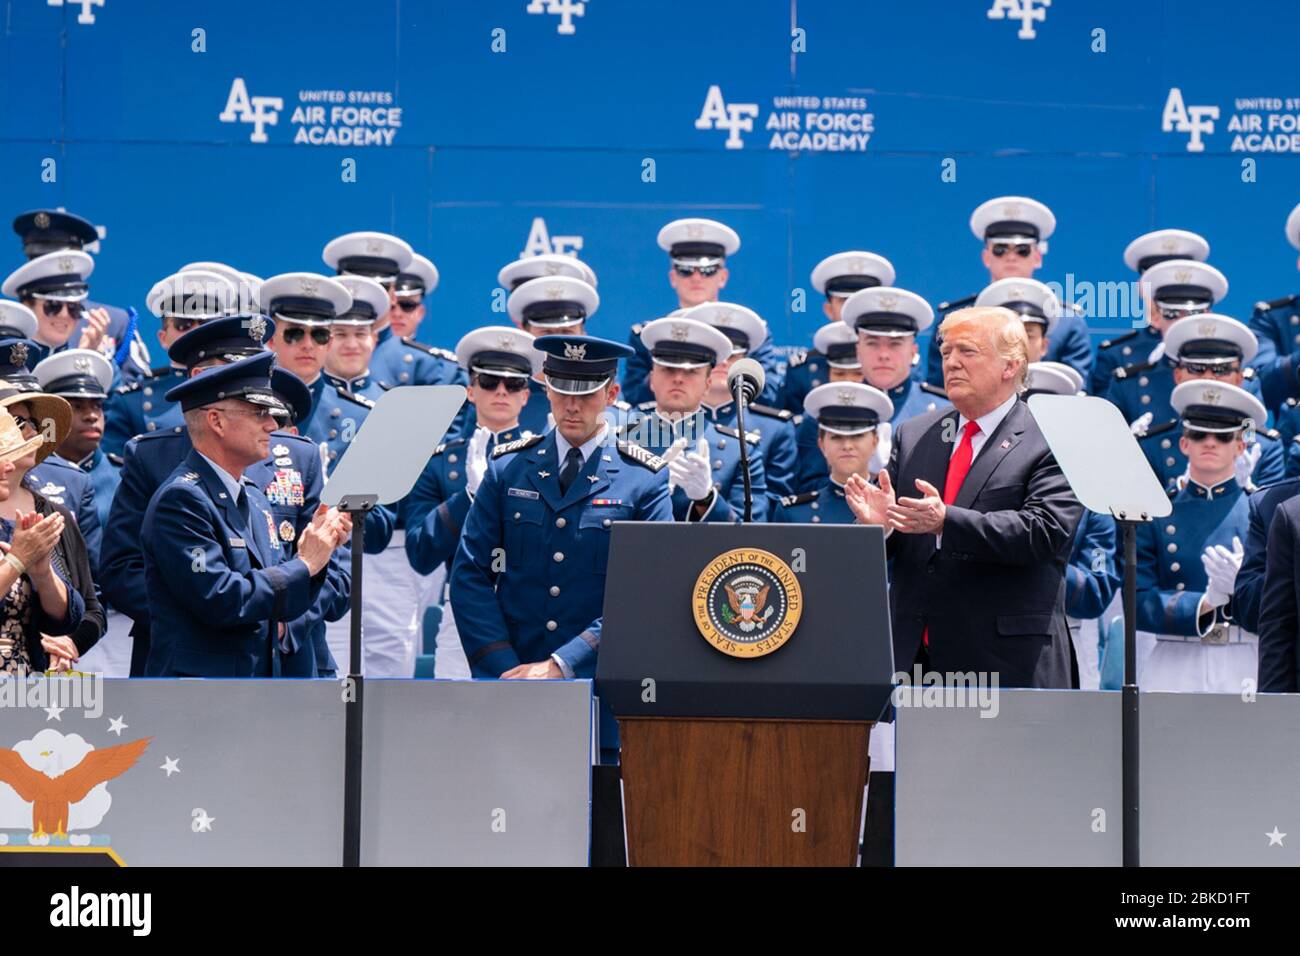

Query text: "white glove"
[1233, 443, 1262, 490]
[662, 437, 689, 495]
[318, 441, 331, 479]
[668, 438, 713, 502]
[869, 421, 892, 475]
[466, 426, 490, 496]
[1201, 536, 1244, 609]
[1129, 411, 1153, 438]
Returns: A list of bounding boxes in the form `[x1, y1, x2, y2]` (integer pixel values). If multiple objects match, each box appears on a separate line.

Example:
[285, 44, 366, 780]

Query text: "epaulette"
[612, 399, 631, 411]
[617, 440, 667, 472]
[637, 400, 657, 411]
[491, 432, 544, 459]
[106, 453, 124, 467]
[920, 382, 948, 398]
[779, 490, 819, 508]
[786, 348, 809, 368]
[1243, 366, 1256, 380]
[430, 437, 467, 457]
[1113, 360, 1156, 381]
[1254, 293, 1298, 314]
[1099, 329, 1140, 349]
[715, 423, 761, 445]
[1263, 427, 1281, 441]
[149, 365, 173, 378]
[336, 388, 375, 410]
[937, 293, 976, 313]
[630, 322, 645, 335]
[1139, 418, 1178, 439]
[378, 381, 394, 391]
[401, 337, 457, 362]
[792, 414, 804, 426]
[114, 380, 143, 395]
[748, 402, 793, 422]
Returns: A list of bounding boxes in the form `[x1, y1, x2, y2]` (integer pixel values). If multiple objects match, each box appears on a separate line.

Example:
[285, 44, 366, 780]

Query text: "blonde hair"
[938, 306, 1029, 392]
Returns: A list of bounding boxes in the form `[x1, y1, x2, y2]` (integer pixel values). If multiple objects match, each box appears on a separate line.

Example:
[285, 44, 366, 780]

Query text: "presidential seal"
[692, 548, 802, 658]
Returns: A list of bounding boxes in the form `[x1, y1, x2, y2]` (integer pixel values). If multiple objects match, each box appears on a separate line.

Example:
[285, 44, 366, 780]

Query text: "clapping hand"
[466, 426, 490, 496]
[1201, 536, 1244, 609]
[77, 307, 112, 352]
[844, 471, 895, 526]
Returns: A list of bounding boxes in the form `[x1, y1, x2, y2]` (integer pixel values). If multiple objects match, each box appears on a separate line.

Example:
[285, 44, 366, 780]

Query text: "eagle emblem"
[299, 278, 318, 297]
[1160, 238, 1178, 252]
[724, 577, 774, 633]
[73, 356, 90, 373]
[1202, 387, 1222, 405]
[9, 343, 29, 368]
[1174, 269, 1192, 284]
[563, 342, 587, 360]
[365, 238, 384, 254]
[686, 223, 705, 239]
[57, 257, 74, 273]
[1196, 320, 1220, 338]
[543, 262, 563, 275]
[847, 257, 867, 273]
[669, 323, 690, 341]
[878, 292, 898, 311]
[544, 284, 565, 300]
[1002, 203, 1021, 218]
[496, 334, 517, 350]
[33, 212, 50, 229]
[245, 315, 268, 341]
[837, 387, 857, 405]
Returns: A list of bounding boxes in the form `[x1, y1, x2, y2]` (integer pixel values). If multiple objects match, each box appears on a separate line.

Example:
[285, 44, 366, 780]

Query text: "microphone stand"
[732, 377, 753, 523]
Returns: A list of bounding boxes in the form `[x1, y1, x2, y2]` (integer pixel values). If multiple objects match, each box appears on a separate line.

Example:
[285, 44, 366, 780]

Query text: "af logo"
[986, 0, 1049, 39]
[219, 77, 285, 144]
[695, 85, 760, 150]
[1162, 87, 1219, 153]
[521, 217, 584, 257]
[525, 0, 586, 35]
[46, 0, 104, 26]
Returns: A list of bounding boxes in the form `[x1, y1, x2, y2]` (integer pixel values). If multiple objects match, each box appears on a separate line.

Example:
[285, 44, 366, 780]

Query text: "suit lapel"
[242, 481, 271, 569]
[953, 400, 1026, 509]
[919, 410, 960, 492]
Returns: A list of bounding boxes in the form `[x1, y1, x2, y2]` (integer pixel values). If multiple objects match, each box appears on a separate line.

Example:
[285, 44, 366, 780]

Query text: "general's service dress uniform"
[141, 355, 332, 677]
[449, 335, 674, 751]
[777, 251, 895, 414]
[926, 196, 1091, 387]
[1245, 204, 1300, 411]
[12, 209, 153, 381]
[1105, 258, 1229, 423]
[1134, 381, 1259, 693]
[686, 301, 798, 499]
[1134, 315, 1281, 492]
[625, 317, 767, 522]
[795, 287, 946, 491]
[405, 325, 541, 678]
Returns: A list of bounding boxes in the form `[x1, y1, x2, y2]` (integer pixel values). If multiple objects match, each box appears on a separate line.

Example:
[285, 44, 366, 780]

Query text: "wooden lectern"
[597, 523, 893, 867]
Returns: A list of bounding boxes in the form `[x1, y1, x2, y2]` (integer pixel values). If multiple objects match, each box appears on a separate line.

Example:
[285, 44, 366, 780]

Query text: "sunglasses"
[10, 415, 37, 433]
[1184, 428, 1238, 443]
[475, 373, 529, 393]
[214, 405, 276, 422]
[282, 326, 332, 346]
[394, 299, 422, 313]
[1180, 361, 1239, 377]
[673, 264, 721, 278]
[37, 299, 84, 319]
[989, 242, 1035, 258]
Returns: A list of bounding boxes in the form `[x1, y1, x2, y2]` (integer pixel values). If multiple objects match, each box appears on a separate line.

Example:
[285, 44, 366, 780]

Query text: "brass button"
[1141, 396, 1151, 405]
[1166, 525, 1176, 534]
[553, 551, 564, 562]
[546, 620, 557, 631]
[449, 471, 458, 480]
[1167, 543, 1177, 553]
[1161, 439, 1171, 449]
[400, 372, 410, 382]
[550, 586, 560, 597]
[1170, 562, 1180, 572]
[403, 354, 413, 363]
[142, 401, 152, 412]
[713, 460, 722, 470]
[602, 518, 611, 527]
[449, 454, 458, 463]
[812, 515, 821, 523]
[555, 517, 566, 528]
[1139, 376, 1149, 386]
[514, 512, 521, 520]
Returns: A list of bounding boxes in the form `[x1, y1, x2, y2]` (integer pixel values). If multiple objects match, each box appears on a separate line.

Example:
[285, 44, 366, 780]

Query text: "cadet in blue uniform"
[625, 317, 767, 522]
[11, 209, 152, 381]
[771, 381, 892, 525]
[1134, 315, 1280, 492]
[260, 272, 406, 673]
[450, 334, 673, 754]
[322, 274, 389, 402]
[1092, 229, 1212, 396]
[101, 315, 360, 677]
[1106, 258, 1229, 422]
[498, 252, 596, 297]
[1245, 203, 1300, 412]
[1135, 380, 1257, 692]
[796, 286, 947, 491]
[688, 301, 799, 499]
[323, 230, 463, 390]
[927, 196, 1091, 387]
[406, 325, 541, 678]
[142, 353, 351, 677]
[779, 251, 896, 414]
[101, 268, 240, 456]
[1024, 362, 1120, 688]
[624, 218, 780, 406]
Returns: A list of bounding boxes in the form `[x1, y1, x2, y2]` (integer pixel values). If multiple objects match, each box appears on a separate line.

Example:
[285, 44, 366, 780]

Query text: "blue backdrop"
[4, 0, 1298, 362]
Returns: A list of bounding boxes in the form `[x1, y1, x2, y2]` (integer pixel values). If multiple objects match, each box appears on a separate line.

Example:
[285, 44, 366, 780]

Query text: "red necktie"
[942, 420, 982, 505]
[923, 420, 980, 649]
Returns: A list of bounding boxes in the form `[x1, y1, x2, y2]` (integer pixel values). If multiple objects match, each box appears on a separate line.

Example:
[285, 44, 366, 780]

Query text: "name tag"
[508, 488, 540, 500]
[228, 537, 246, 548]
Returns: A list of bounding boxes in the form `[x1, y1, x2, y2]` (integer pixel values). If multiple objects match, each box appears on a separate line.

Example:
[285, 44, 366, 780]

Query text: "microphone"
[725, 357, 765, 522]
[726, 357, 765, 406]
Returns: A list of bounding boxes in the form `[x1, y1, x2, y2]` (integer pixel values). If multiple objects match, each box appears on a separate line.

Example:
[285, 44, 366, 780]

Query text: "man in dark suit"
[1258, 496, 1300, 691]
[846, 306, 1083, 687]
[1233, 476, 1300, 634]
